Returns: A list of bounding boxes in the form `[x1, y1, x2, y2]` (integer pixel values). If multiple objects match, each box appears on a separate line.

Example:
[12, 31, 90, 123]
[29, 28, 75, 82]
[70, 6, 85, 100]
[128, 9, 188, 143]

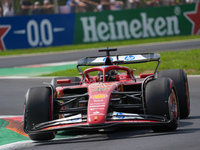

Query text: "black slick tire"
[24, 86, 56, 141]
[157, 69, 190, 119]
[145, 78, 179, 132]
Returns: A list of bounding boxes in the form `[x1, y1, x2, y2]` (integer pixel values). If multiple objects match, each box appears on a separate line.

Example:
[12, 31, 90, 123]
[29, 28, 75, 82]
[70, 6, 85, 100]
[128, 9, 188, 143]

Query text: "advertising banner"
[74, 3, 199, 44]
[0, 3, 199, 51]
[0, 14, 75, 51]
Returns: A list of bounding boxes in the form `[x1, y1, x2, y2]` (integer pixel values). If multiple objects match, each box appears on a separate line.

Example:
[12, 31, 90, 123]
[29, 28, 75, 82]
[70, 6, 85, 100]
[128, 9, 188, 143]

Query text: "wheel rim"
[169, 89, 178, 121]
[185, 80, 190, 114]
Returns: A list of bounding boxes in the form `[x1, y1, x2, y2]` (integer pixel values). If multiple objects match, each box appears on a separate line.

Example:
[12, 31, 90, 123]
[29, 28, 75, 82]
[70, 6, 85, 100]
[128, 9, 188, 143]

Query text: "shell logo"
[92, 94, 107, 99]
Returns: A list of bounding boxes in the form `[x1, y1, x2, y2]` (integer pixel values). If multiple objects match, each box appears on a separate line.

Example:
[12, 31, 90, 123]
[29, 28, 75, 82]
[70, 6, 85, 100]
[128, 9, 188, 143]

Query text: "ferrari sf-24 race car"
[23, 48, 190, 141]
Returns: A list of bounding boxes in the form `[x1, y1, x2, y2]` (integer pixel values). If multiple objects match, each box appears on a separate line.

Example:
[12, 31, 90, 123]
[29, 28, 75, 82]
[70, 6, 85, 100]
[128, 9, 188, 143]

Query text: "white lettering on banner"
[27, 20, 39, 47]
[40, 19, 53, 45]
[81, 17, 98, 42]
[108, 15, 117, 40]
[27, 19, 53, 47]
[166, 16, 180, 35]
[141, 13, 156, 38]
[116, 20, 131, 40]
[155, 17, 166, 36]
[129, 19, 142, 39]
[98, 22, 109, 41]
[80, 13, 180, 42]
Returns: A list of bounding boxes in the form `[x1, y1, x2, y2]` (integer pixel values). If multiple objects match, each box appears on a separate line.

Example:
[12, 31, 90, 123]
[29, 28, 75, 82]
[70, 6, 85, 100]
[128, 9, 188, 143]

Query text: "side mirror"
[57, 79, 71, 84]
[131, 69, 136, 75]
[140, 73, 154, 78]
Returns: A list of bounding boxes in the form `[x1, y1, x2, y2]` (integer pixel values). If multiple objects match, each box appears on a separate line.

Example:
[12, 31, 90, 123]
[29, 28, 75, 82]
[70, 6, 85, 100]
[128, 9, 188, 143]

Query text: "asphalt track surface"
[0, 76, 199, 150]
[0, 39, 200, 68]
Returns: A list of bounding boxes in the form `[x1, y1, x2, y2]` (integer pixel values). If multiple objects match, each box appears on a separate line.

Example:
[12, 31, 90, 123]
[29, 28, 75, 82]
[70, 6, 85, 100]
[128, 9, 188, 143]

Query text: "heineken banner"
[74, 3, 199, 44]
[0, 3, 199, 51]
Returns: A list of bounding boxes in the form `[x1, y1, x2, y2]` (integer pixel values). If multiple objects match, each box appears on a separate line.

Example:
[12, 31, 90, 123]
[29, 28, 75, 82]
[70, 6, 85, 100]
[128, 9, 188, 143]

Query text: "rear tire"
[24, 86, 56, 141]
[157, 69, 190, 119]
[145, 78, 179, 132]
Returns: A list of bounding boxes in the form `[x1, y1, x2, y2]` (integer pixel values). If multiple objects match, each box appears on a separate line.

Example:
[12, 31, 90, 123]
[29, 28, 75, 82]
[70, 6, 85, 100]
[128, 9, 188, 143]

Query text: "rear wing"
[77, 53, 160, 66]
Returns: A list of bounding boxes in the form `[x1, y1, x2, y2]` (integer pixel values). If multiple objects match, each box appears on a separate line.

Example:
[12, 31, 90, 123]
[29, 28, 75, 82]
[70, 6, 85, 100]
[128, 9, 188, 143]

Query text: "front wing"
[25, 112, 172, 134]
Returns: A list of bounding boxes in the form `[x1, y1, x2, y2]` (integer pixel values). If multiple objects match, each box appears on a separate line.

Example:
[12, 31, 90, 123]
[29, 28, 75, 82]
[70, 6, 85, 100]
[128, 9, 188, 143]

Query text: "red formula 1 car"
[23, 48, 190, 141]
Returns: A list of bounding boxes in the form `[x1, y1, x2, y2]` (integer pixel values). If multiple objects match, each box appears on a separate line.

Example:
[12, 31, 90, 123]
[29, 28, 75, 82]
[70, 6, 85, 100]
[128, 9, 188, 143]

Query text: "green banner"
[74, 3, 199, 44]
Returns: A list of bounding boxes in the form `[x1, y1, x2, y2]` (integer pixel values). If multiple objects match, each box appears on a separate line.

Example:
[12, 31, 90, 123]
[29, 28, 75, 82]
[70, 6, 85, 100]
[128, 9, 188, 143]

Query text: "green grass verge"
[0, 35, 200, 57]
[44, 49, 200, 76]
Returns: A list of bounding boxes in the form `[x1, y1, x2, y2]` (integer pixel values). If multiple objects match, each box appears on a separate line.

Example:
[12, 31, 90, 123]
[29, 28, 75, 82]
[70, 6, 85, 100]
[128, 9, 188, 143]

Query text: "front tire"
[157, 69, 190, 119]
[145, 78, 179, 132]
[24, 86, 56, 141]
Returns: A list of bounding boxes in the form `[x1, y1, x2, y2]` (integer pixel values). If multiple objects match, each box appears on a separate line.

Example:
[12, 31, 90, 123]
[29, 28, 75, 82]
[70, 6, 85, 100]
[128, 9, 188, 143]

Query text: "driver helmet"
[107, 70, 117, 81]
